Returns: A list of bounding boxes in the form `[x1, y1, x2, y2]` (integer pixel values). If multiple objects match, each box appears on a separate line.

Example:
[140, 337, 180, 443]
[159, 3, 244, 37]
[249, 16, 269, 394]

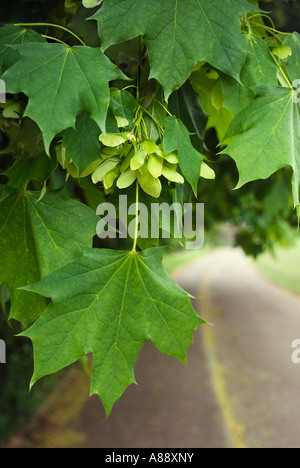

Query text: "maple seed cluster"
[91, 132, 185, 198]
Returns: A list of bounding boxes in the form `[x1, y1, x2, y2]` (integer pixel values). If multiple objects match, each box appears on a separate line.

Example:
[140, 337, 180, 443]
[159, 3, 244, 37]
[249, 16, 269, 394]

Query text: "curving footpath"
[7, 248, 300, 448]
[176, 248, 300, 448]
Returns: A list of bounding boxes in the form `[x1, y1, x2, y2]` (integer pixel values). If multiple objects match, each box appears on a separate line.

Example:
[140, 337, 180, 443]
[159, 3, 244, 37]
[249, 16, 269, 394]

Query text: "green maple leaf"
[4, 118, 57, 190]
[62, 113, 101, 175]
[143, 98, 167, 143]
[241, 34, 278, 88]
[0, 25, 45, 73]
[1, 42, 125, 153]
[221, 86, 300, 209]
[109, 88, 139, 129]
[0, 284, 9, 312]
[0, 191, 98, 326]
[91, 0, 258, 98]
[0, 185, 17, 203]
[22, 247, 204, 416]
[168, 81, 208, 153]
[163, 116, 204, 195]
[190, 67, 234, 140]
[221, 74, 253, 116]
[284, 32, 300, 83]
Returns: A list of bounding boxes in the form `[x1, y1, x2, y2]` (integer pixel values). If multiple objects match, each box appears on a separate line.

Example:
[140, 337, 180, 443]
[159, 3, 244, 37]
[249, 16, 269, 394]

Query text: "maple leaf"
[0, 25, 45, 73]
[168, 80, 208, 153]
[91, 0, 259, 98]
[221, 86, 300, 209]
[22, 247, 205, 416]
[109, 88, 139, 129]
[0, 191, 98, 326]
[284, 32, 300, 83]
[62, 113, 101, 175]
[241, 33, 278, 88]
[4, 118, 57, 190]
[1, 42, 126, 152]
[163, 116, 204, 195]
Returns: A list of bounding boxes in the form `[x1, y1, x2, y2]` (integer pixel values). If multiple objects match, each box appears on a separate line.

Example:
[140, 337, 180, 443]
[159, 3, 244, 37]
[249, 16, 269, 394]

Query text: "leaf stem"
[41, 35, 69, 46]
[141, 117, 149, 139]
[132, 180, 139, 252]
[251, 22, 290, 37]
[142, 107, 165, 134]
[14, 23, 86, 46]
[122, 85, 138, 92]
[153, 99, 172, 117]
[249, 12, 276, 32]
[270, 51, 293, 89]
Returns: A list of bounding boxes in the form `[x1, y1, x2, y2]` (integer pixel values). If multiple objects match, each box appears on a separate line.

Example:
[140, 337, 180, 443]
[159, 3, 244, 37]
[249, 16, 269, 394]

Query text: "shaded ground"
[6, 248, 300, 448]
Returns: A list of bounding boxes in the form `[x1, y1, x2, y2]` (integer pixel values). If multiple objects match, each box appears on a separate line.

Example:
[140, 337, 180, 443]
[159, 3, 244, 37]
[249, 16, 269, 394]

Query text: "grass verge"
[256, 239, 300, 296]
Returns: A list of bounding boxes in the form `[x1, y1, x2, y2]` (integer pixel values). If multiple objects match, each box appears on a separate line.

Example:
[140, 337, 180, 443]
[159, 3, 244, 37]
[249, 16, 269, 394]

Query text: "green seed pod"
[130, 148, 147, 171]
[80, 159, 102, 178]
[115, 116, 129, 128]
[104, 167, 120, 190]
[272, 45, 292, 60]
[56, 144, 71, 169]
[137, 168, 162, 198]
[163, 152, 179, 164]
[100, 146, 121, 160]
[147, 154, 164, 178]
[211, 78, 224, 111]
[82, 0, 103, 8]
[99, 133, 128, 147]
[162, 165, 184, 184]
[120, 147, 135, 173]
[68, 160, 102, 179]
[206, 69, 219, 80]
[155, 144, 179, 164]
[66, 162, 79, 179]
[141, 139, 157, 155]
[156, 145, 164, 158]
[200, 161, 216, 180]
[117, 169, 137, 189]
[92, 157, 120, 184]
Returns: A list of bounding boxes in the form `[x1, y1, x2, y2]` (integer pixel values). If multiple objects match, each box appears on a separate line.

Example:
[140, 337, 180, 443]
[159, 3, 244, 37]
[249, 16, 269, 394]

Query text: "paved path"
[177, 248, 300, 448]
[8, 248, 300, 448]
